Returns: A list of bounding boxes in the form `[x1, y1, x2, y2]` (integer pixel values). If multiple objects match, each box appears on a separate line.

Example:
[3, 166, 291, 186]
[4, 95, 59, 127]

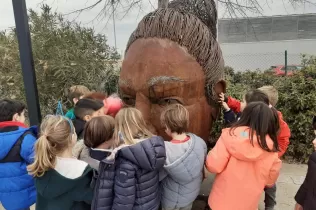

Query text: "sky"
[1, 0, 316, 54]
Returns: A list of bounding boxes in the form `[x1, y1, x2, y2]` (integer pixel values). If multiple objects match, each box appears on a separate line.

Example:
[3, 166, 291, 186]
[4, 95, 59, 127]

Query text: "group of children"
[216, 86, 291, 210]
[0, 84, 315, 210]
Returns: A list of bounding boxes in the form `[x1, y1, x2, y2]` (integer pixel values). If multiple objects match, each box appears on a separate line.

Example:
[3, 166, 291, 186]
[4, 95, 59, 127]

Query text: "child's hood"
[73, 118, 85, 139]
[118, 136, 166, 171]
[72, 140, 86, 159]
[0, 125, 37, 160]
[163, 134, 207, 183]
[221, 127, 275, 161]
[36, 167, 92, 199]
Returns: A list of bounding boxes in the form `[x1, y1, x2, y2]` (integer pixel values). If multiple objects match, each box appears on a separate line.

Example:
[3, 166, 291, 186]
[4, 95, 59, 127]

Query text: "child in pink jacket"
[206, 102, 282, 210]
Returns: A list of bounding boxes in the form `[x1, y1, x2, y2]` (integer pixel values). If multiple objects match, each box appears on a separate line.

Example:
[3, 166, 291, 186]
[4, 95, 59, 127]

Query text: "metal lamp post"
[12, 0, 41, 125]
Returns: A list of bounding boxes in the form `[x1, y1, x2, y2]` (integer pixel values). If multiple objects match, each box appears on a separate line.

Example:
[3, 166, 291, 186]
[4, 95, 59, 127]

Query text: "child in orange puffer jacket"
[224, 86, 291, 157]
[206, 102, 282, 210]
[223, 86, 290, 210]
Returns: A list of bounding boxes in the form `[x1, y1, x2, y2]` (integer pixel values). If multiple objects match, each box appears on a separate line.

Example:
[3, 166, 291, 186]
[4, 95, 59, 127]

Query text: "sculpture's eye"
[122, 96, 136, 107]
[157, 98, 182, 106]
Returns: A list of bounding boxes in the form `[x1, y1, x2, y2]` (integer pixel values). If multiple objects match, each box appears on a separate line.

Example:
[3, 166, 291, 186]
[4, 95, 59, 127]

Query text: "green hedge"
[0, 6, 120, 116]
[212, 59, 316, 163]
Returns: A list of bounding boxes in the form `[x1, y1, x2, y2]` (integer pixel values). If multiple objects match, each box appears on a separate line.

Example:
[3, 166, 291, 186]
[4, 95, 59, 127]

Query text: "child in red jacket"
[222, 86, 291, 210]
[225, 86, 291, 157]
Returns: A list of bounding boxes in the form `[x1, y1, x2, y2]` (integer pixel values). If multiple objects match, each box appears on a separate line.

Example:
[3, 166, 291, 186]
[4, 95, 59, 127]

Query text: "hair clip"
[62, 116, 74, 134]
[118, 132, 124, 143]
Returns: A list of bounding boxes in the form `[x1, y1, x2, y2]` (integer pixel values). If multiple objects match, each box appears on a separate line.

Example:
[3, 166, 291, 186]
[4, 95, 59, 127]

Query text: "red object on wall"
[271, 65, 303, 76]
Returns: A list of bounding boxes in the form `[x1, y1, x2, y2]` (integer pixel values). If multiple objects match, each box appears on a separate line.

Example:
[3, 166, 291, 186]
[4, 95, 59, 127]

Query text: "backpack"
[0, 130, 35, 163]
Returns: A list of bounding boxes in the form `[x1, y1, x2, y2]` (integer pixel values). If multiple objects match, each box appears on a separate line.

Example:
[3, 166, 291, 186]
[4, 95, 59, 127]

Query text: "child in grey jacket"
[159, 104, 207, 210]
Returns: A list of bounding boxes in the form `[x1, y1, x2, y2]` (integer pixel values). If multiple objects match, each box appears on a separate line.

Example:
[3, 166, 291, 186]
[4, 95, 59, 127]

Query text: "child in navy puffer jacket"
[92, 108, 166, 210]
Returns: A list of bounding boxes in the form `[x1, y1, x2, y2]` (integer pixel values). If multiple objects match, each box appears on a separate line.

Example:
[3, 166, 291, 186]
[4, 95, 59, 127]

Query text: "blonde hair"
[161, 104, 189, 134]
[68, 85, 90, 101]
[258, 86, 279, 107]
[28, 115, 74, 177]
[114, 108, 153, 146]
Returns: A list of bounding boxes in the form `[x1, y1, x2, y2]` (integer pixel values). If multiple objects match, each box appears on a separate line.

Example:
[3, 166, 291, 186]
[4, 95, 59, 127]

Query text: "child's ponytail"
[28, 115, 74, 177]
[28, 135, 56, 177]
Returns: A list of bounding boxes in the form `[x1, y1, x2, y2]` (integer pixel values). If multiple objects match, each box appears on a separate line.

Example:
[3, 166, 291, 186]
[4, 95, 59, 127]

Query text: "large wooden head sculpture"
[119, 0, 225, 141]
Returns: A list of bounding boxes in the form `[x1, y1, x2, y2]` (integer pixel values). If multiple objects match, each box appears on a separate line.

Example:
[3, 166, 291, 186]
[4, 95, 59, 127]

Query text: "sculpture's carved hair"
[126, 0, 224, 103]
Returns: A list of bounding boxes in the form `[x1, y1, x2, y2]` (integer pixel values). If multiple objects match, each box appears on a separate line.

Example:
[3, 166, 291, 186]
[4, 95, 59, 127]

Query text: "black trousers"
[264, 184, 277, 210]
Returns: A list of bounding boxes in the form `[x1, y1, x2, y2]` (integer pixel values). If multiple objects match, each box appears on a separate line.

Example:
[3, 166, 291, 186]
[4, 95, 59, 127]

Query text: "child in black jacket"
[294, 116, 316, 210]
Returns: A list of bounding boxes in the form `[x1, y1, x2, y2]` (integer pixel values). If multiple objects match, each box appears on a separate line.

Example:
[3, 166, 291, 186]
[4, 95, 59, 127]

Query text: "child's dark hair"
[231, 102, 280, 152]
[245, 90, 270, 105]
[0, 99, 26, 122]
[84, 116, 115, 148]
[313, 116, 316, 130]
[74, 98, 104, 120]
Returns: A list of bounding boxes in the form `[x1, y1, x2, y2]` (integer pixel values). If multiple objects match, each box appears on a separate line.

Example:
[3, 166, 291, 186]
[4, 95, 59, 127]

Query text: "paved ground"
[193, 163, 308, 210]
[0, 163, 307, 210]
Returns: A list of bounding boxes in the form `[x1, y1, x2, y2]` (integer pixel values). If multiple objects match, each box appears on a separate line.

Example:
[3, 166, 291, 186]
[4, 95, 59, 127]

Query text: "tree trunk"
[158, 0, 168, 8]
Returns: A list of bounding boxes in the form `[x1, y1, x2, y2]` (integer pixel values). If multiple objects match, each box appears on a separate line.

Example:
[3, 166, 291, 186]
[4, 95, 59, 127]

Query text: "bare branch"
[158, 0, 168, 8]
[65, 0, 103, 15]
[218, 0, 315, 18]
[121, 0, 142, 19]
[56, 0, 316, 25]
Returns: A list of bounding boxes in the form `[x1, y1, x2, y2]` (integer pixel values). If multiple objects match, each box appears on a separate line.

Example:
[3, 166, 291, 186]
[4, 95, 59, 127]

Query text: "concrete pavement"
[193, 163, 308, 210]
[0, 163, 308, 210]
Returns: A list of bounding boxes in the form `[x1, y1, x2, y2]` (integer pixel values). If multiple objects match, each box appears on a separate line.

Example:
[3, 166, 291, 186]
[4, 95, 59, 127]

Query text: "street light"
[12, 0, 41, 125]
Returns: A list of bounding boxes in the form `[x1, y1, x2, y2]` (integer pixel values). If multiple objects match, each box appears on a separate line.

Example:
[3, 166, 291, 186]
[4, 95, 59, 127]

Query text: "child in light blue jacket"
[159, 104, 207, 210]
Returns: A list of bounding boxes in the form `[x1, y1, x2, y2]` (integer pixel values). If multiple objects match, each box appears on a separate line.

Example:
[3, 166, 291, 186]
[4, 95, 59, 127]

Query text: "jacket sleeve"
[295, 152, 316, 205]
[227, 96, 241, 113]
[223, 110, 237, 127]
[65, 109, 75, 120]
[277, 112, 291, 157]
[205, 135, 230, 174]
[266, 157, 282, 187]
[71, 167, 94, 204]
[159, 168, 168, 181]
[20, 133, 37, 164]
[112, 161, 136, 210]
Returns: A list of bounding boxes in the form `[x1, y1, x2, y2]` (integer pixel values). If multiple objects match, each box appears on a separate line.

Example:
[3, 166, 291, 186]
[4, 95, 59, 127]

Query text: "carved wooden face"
[120, 38, 219, 141]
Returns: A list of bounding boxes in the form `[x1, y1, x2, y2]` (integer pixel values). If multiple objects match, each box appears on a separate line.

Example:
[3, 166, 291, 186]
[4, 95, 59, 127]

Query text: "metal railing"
[223, 51, 302, 73]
